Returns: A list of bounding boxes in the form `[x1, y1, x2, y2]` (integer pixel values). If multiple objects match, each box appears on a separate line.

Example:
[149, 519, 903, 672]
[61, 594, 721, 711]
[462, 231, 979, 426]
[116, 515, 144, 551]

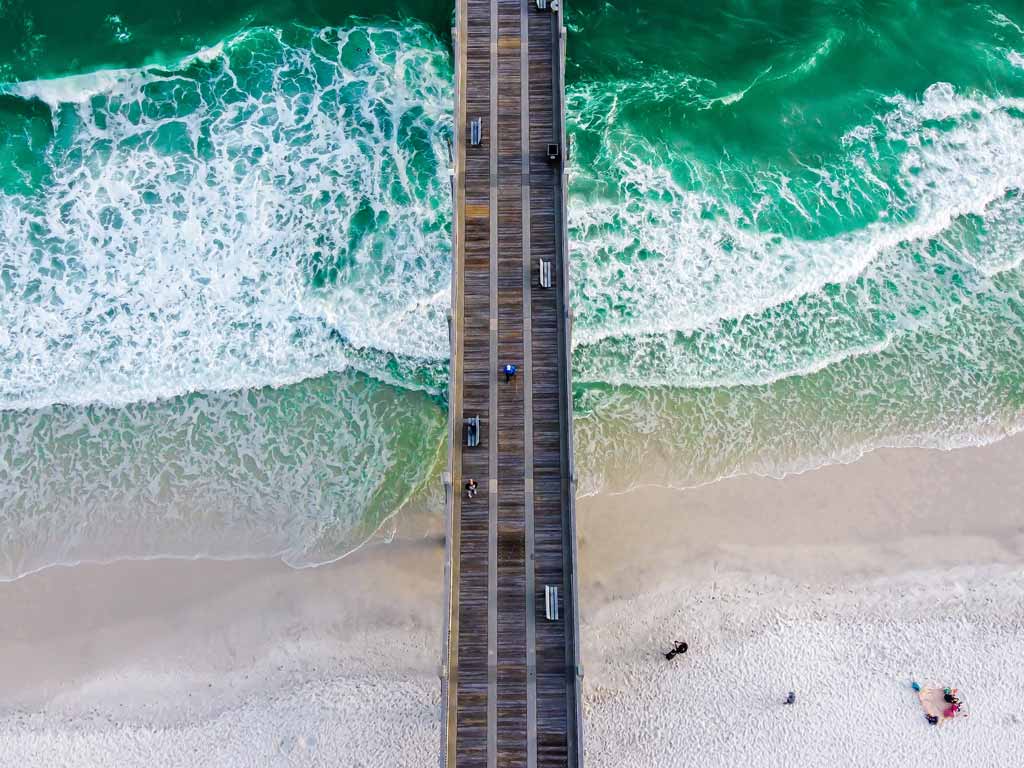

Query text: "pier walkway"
[440, 1, 582, 766]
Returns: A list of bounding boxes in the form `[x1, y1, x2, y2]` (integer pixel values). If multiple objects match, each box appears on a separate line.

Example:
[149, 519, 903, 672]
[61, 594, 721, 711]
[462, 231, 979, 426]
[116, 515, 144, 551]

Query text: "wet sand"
[1, 435, 1023, 766]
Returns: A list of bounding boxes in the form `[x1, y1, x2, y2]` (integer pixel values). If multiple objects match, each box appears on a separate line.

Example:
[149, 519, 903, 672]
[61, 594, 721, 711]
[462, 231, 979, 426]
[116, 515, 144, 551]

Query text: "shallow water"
[1, 1, 1023, 576]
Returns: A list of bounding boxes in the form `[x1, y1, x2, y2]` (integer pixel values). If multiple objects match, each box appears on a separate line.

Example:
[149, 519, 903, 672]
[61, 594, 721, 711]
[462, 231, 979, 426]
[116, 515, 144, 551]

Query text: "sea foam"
[0, 23, 453, 580]
[0, 23, 453, 412]
[567, 80, 1024, 495]
[569, 82, 1024, 389]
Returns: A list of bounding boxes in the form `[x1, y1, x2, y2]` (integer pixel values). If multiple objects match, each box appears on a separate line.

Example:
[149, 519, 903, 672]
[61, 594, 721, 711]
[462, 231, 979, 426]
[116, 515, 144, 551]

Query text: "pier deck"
[441, 0, 582, 766]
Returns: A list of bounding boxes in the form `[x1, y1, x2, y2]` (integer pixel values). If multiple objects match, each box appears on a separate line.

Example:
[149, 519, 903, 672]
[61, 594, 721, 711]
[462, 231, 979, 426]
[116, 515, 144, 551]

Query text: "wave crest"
[0, 23, 453, 411]
[569, 81, 1024, 389]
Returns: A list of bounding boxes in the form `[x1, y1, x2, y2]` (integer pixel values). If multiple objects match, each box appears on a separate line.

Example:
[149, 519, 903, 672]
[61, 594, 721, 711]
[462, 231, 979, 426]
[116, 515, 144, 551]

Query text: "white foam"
[988, 9, 1024, 36]
[0, 23, 453, 411]
[568, 81, 1024, 390]
[568, 75, 1024, 491]
[4, 68, 144, 105]
[701, 65, 773, 109]
[0, 370, 446, 581]
[184, 41, 227, 65]
[575, 333, 894, 390]
[572, 238, 1024, 497]
[789, 28, 844, 77]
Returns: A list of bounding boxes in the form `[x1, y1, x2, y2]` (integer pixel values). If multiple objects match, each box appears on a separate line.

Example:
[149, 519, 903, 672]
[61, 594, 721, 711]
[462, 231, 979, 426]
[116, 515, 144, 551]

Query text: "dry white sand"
[1, 436, 1023, 766]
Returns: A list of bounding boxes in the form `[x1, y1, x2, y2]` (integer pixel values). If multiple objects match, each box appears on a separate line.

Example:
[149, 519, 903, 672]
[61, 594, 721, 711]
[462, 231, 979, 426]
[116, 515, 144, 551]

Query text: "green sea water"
[1, 1, 1023, 577]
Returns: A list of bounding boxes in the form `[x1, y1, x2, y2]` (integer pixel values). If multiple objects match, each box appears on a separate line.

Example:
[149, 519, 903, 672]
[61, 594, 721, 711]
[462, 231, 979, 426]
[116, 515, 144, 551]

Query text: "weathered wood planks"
[443, 1, 582, 767]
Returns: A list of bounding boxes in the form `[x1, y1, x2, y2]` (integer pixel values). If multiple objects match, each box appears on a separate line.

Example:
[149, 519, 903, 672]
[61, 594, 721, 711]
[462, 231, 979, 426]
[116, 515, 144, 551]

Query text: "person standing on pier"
[503, 363, 518, 384]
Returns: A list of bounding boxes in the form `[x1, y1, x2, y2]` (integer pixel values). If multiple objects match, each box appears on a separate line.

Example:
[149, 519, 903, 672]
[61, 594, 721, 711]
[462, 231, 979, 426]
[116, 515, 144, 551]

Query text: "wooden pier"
[440, 0, 582, 766]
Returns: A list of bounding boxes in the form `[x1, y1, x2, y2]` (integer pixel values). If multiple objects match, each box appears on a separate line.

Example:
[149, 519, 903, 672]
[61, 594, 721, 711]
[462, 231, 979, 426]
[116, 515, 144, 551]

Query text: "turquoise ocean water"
[1, 1, 1023, 578]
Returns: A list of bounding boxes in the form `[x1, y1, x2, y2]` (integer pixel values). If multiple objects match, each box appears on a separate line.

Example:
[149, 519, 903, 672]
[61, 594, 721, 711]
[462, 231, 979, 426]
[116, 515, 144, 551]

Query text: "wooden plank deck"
[441, 1, 582, 767]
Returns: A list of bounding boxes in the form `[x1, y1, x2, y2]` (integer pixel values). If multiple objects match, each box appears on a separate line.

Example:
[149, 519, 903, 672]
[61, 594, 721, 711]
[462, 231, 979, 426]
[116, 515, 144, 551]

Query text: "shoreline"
[2, 417, 1020, 585]
[580, 417, 1024, 500]
[0, 428, 450, 585]
[1, 435, 1023, 765]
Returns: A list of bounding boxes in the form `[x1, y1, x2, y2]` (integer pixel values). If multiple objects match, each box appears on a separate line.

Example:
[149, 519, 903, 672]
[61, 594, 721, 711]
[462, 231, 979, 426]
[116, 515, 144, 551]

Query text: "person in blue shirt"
[503, 363, 518, 383]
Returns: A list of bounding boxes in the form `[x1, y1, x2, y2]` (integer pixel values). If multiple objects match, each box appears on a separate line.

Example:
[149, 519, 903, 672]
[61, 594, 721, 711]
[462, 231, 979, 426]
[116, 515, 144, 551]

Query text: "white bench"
[544, 585, 559, 621]
[538, 259, 552, 289]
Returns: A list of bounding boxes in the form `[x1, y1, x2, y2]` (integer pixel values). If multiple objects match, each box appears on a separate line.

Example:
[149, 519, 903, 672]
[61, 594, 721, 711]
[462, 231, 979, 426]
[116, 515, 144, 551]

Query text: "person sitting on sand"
[664, 640, 688, 660]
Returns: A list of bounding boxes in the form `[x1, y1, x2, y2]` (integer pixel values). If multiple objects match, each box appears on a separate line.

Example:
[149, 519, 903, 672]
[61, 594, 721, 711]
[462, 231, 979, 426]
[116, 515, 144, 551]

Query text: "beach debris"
[785, 691, 796, 705]
[664, 640, 688, 661]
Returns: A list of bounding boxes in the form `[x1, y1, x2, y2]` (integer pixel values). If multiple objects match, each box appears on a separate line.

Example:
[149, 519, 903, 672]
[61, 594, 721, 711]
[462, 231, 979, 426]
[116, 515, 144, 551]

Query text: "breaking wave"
[0, 23, 453, 412]
[2, 0, 1024, 574]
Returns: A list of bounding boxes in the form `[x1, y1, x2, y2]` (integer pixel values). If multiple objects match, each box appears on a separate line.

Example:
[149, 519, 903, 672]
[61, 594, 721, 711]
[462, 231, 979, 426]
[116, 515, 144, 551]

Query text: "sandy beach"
[1, 435, 1023, 766]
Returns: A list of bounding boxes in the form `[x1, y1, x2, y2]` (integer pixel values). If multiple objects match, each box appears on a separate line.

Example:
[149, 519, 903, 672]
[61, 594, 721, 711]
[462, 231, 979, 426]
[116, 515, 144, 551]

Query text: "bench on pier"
[544, 585, 560, 621]
[538, 259, 552, 289]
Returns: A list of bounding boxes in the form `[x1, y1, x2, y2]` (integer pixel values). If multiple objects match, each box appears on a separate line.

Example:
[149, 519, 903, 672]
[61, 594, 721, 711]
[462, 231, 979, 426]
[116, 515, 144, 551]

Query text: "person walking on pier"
[465, 478, 478, 498]
[503, 363, 518, 384]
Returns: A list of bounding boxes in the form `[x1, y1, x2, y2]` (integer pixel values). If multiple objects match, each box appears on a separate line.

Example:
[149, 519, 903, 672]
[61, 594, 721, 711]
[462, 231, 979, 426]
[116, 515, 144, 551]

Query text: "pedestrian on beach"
[664, 640, 688, 660]
[785, 691, 796, 705]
